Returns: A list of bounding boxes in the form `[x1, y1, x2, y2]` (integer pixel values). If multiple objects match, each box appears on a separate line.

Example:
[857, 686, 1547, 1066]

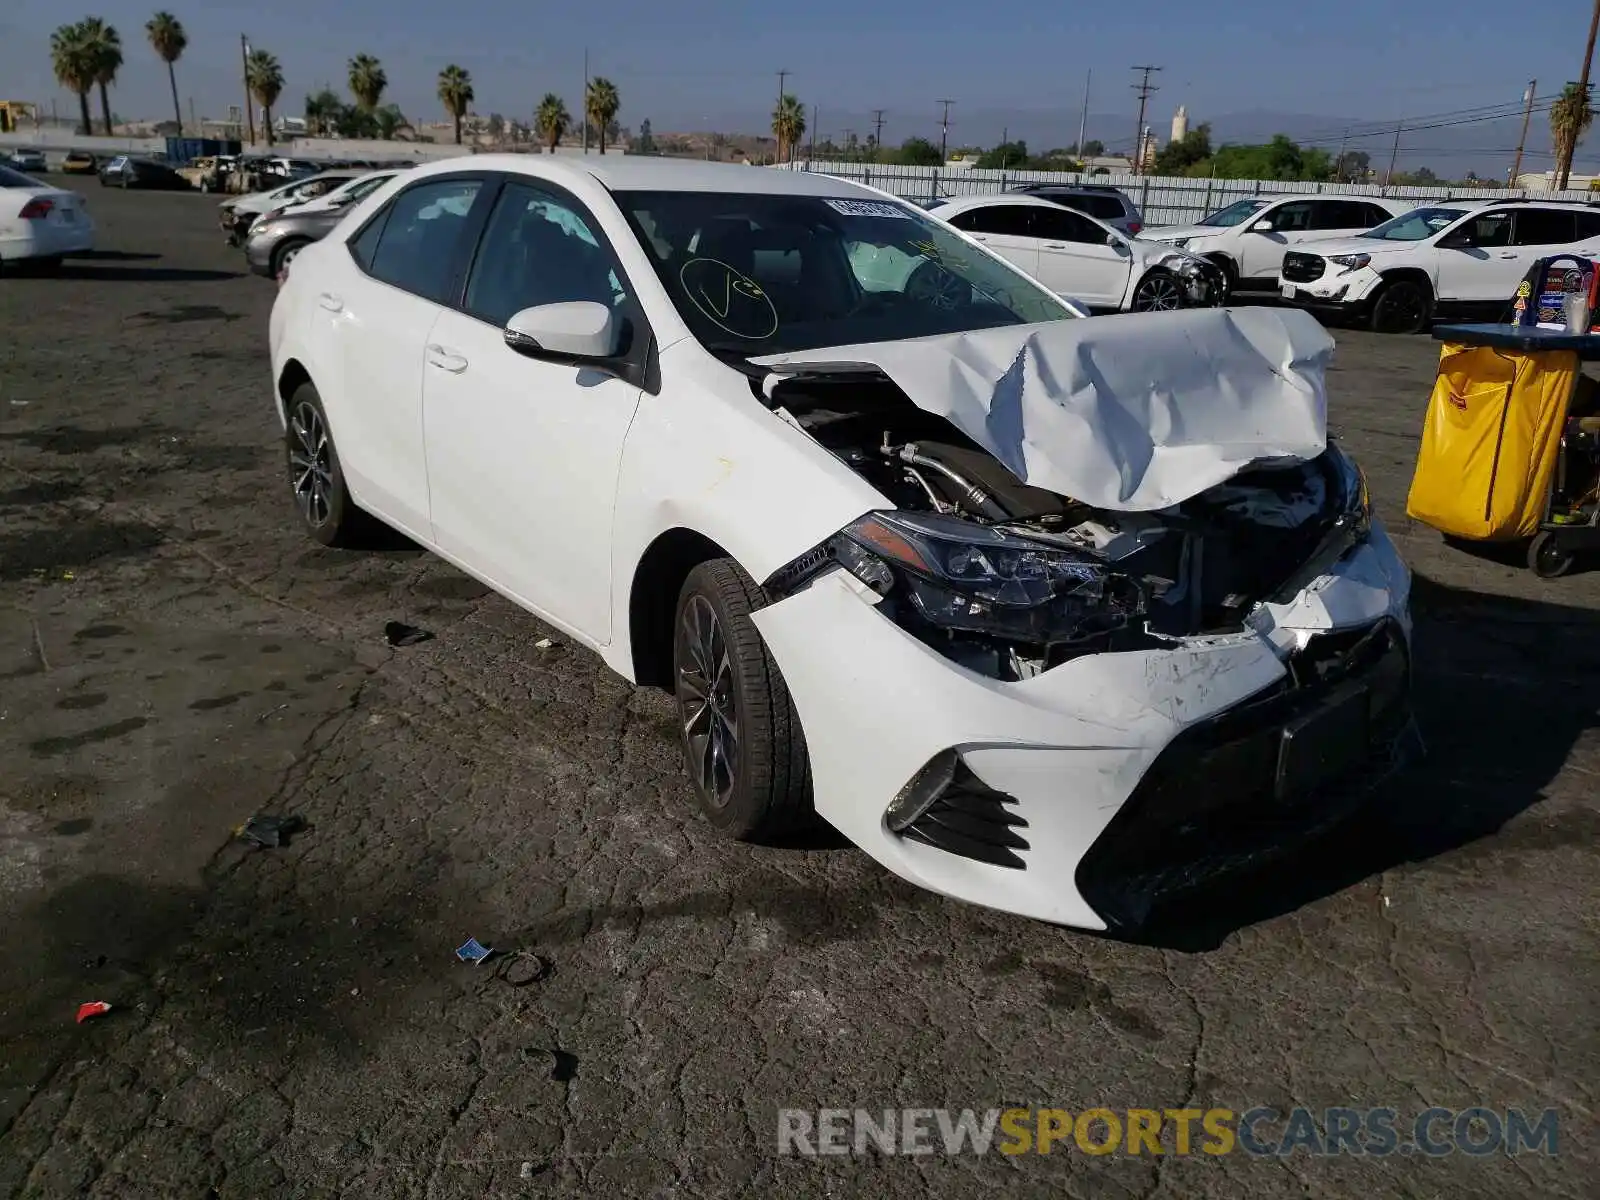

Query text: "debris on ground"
[76, 1001, 112, 1023]
[533, 637, 556, 650]
[384, 621, 434, 647]
[235, 814, 305, 849]
[455, 937, 494, 965]
[499, 952, 550, 988]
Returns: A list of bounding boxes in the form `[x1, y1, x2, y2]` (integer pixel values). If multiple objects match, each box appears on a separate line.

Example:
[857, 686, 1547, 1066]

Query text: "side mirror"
[504, 301, 618, 361]
[1437, 231, 1470, 249]
[1250, 219, 1274, 233]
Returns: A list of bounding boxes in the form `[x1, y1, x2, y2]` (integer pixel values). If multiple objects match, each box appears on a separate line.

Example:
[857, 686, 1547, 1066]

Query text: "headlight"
[1326, 442, 1372, 531]
[1328, 253, 1372, 274]
[829, 511, 1144, 646]
[1170, 237, 1190, 249]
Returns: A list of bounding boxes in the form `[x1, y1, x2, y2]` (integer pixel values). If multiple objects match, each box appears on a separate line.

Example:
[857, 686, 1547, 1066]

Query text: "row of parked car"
[220, 165, 415, 277]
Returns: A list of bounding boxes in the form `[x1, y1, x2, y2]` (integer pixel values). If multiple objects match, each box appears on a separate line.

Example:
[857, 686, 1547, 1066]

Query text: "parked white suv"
[926, 194, 1222, 312]
[1280, 200, 1600, 333]
[1142, 195, 1413, 296]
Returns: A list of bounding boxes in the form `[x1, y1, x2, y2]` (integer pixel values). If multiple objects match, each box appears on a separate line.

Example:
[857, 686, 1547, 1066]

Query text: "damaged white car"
[268, 157, 1418, 932]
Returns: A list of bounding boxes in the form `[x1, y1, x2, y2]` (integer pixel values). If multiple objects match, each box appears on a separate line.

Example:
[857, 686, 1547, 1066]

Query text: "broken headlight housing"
[831, 511, 1144, 645]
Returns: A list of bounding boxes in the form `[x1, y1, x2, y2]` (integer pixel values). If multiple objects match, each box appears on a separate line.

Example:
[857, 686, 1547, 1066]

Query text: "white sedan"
[0, 164, 93, 272]
[269, 156, 1416, 931]
[925, 194, 1222, 312]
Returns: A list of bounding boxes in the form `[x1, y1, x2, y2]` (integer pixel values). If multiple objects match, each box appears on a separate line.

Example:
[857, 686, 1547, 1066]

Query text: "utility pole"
[938, 98, 955, 163]
[1384, 121, 1403, 187]
[1129, 65, 1161, 175]
[582, 47, 590, 152]
[240, 34, 255, 145]
[1558, 0, 1600, 189]
[1335, 127, 1349, 182]
[1076, 69, 1091, 157]
[1511, 80, 1537, 187]
[774, 69, 790, 163]
[871, 108, 885, 154]
[810, 104, 818, 158]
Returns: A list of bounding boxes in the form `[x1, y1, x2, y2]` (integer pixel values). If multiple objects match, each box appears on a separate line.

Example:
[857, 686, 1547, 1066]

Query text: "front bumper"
[244, 232, 281, 277]
[1281, 268, 1383, 313]
[751, 521, 1415, 931]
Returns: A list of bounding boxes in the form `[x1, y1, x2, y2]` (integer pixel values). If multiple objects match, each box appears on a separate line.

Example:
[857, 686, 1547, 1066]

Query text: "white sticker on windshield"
[824, 198, 913, 219]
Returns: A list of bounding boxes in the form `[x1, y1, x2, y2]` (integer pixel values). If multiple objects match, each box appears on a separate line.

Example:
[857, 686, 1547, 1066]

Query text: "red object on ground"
[76, 1001, 112, 1023]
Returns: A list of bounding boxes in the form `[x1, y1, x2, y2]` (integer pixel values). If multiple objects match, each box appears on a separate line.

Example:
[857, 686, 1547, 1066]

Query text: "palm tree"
[374, 104, 411, 141]
[50, 23, 96, 135]
[144, 12, 186, 134]
[80, 17, 123, 136]
[536, 93, 569, 152]
[585, 77, 620, 154]
[246, 49, 284, 146]
[1552, 82, 1596, 192]
[348, 54, 386, 113]
[304, 88, 341, 137]
[437, 65, 473, 145]
[772, 93, 806, 164]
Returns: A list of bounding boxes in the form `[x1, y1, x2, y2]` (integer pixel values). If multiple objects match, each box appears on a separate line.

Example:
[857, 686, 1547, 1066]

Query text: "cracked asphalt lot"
[1, 185, 1596, 1198]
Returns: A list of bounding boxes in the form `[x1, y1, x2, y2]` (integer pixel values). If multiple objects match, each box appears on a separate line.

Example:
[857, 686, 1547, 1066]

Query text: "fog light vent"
[885, 750, 957, 833]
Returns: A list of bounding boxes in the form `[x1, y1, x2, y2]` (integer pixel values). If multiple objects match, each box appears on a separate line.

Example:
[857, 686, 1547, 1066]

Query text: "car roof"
[931, 193, 1100, 215]
[399, 153, 880, 197]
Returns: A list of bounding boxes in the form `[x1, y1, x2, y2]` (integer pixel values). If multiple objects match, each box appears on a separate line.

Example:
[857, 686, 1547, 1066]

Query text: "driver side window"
[1456, 211, 1513, 248]
[1267, 202, 1314, 232]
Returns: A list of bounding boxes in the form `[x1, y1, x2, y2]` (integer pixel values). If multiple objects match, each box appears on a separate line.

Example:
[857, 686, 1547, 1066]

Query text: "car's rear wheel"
[1369, 279, 1431, 334]
[1131, 269, 1185, 312]
[270, 238, 310, 278]
[284, 383, 374, 548]
[672, 559, 812, 841]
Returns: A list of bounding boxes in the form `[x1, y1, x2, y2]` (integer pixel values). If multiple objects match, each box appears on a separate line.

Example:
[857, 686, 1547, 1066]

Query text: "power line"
[871, 108, 886, 149]
[1130, 65, 1161, 175]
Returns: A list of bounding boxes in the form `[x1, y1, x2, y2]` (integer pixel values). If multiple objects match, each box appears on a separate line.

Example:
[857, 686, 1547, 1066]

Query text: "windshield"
[1361, 206, 1466, 241]
[613, 190, 1075, 357]
[1199, 198, 1271, 228]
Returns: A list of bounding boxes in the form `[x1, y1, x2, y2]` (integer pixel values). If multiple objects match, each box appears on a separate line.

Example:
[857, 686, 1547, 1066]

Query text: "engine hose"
[891, 442, 1011, 522]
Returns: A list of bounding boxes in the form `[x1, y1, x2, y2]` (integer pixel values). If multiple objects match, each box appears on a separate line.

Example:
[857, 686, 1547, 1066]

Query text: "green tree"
[437, 64, 473, 144]
[536, 93, 569, 152]
[144, 12, 186, 135]
[635, 117, 655, 154]
[1332, 149, 1371, 182]
[585, 77, 620, 153]
[304, 88, 342, 136]
[772, 93, 806, 162]
[80, 18, 122, 136]
[1078, 138, 1105, 156]
[892, 135, 942, 166]
[486, 112, 505, 140]
[348, 54, 387, 113]
[1152, 122, 1211, 174]
[374, 105, 409, 140]
[976, 140, 1028, 169]
[50, 23, 96, 135]
[245, 49, 284, 145]
[1552, 82, 1595, 191]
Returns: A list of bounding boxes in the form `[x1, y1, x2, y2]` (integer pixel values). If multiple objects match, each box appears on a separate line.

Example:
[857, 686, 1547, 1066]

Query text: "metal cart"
[1433, 323, 1600, 578]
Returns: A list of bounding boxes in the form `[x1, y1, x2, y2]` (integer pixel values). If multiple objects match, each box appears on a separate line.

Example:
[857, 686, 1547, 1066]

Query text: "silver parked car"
[244, 206, 347, 279]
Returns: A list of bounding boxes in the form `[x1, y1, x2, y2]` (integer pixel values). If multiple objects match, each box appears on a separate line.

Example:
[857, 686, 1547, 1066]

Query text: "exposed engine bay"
[761, 370, 1369, 681]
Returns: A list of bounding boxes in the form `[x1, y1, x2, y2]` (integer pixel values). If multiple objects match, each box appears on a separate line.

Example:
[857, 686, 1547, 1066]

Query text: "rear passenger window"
[348, 206, 389, 271]
[1365, 204, 1396, 228]
[1514, 208, 1579, 246]
[949, 205, 1036, 237]
[1310, 201, 1369, 230]
[362, 178, 483, 302]
[1033, 206, 1106, 244]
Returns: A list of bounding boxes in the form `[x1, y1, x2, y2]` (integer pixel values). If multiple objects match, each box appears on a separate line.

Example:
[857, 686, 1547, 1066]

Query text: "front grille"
[900, 761, 1030, 869]
[1281, 252, 1326, 283]
[1074, 619, 1415, 929]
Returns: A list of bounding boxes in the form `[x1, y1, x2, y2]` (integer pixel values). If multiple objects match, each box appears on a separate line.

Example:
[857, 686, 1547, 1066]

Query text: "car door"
[1433, 209, 1518, 303]
[1027, 204, 1131, 307]
[945, 204, 1042, 279]
[422, 177, 648, 641]
[1237, 199, 1317, 282]
[1507, 208, 1585, 297]
[305, 174, 487, 541]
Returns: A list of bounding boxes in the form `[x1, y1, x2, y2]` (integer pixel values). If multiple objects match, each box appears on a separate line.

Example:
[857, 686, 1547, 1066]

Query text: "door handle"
[317, 292, 343, 312]
[426, 344, 468, 374]
[1045, 243, 1067, 249]
[1497, 252, 1518, 259]
[972, 234, 989, 242]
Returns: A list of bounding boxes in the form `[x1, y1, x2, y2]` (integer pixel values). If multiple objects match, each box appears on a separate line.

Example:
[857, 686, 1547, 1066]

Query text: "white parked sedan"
[925, 194, 1222, 312]
[0, 163, 94, 272]
[269, 156, 1416, 931]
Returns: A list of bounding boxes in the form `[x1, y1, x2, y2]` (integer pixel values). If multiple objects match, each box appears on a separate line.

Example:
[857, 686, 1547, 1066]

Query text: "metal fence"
[781, 159, 1599, 228]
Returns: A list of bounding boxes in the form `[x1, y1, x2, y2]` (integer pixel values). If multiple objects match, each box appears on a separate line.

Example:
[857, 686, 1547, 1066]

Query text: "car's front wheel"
[1369, 279, 1431, 334]
[270, 238, 310, 278]
[1130, 269, 1185, 312]
[673, 559, 812, 841]
[283, 383, 374, 548]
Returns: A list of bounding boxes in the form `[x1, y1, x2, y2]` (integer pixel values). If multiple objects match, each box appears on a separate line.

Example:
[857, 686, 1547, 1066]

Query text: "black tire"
[1528, 530, 1576, 579]
[1204, 254, 1236, 300]
[1369, 279, 1431, 334]
[269, 238, 310, 278]
[283, 383, 376, 548]
[1130, 268, 1186, 312]
[672, 558, 813, 841]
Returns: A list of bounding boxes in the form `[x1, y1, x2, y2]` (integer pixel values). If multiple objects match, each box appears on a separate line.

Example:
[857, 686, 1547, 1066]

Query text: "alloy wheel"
[677, 594, 739, 809]
[1133, 274, 1183, 312]
[288, 401, 334, 529]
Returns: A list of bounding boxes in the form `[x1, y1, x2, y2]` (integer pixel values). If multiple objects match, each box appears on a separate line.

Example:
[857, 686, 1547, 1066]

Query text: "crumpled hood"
[1286, 235, 1411, 259]
[750, 306, 1334, 512]
[1141, 223, 1222, 242]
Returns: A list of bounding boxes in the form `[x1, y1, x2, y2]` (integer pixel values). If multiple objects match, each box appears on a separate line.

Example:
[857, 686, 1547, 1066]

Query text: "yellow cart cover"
[1405, 343, 1577, 540]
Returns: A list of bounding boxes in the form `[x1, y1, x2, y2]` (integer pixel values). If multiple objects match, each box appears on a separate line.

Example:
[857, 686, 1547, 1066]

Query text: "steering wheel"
[905, 260, 970, 311]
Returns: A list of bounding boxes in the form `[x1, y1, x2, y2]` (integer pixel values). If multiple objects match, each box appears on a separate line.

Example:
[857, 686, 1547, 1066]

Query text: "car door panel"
[1434, 210, 1519, 303]
[422, 180, 645, 642]
[948, 205, 1041, 280]
[1028, 206, 1130, 307]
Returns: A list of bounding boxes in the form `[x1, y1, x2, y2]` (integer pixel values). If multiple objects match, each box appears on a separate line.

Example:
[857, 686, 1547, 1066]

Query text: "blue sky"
[0, 0, 1590, 161]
